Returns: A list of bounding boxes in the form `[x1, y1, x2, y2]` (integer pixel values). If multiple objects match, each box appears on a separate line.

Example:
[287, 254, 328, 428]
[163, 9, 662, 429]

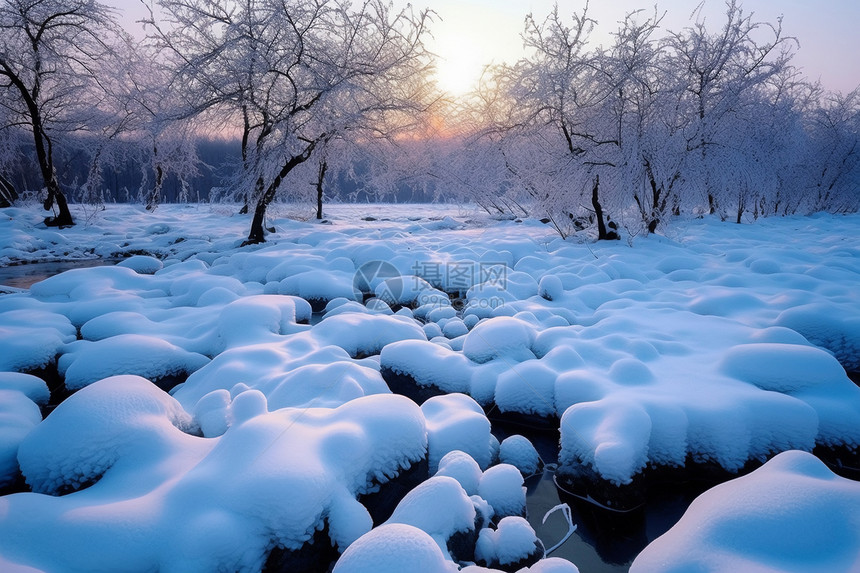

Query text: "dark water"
[0, 259, 116, 290]
[495, 422, 699, 573]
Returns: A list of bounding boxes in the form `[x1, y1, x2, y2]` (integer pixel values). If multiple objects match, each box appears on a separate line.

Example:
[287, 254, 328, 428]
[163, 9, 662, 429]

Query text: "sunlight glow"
[433, 36, 485, 96]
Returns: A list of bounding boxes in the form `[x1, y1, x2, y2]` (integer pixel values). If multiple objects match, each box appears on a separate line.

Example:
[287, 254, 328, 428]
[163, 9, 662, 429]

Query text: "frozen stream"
[0, 259, 119, 290]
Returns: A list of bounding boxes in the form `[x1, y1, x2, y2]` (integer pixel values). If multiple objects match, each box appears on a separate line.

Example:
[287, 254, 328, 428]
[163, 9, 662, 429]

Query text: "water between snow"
[0, 259, 119, 290]
[494, 423, 689, 573]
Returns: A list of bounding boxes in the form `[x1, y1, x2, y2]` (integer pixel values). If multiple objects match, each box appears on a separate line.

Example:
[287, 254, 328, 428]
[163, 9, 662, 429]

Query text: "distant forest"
[5, 138, 434, 206]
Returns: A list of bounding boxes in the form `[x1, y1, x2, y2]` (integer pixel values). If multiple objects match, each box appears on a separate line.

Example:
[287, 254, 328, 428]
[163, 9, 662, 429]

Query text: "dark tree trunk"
[3, 53, 73, 225]
[244, 139, 320, 245]
[43, 174, 74, 227]
[239, 104, 252, 215]
[31, 116, 73, 226]
[37, 145, 73, 227]
[591, 175, 616, 241]
[316, 160, 327, 220]
[247, 200, 268, 245]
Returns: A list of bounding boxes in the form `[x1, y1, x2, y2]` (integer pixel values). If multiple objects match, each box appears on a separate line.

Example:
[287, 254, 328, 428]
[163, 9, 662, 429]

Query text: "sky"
[420, 0, 860, 95]
[113, 0, 860, 95]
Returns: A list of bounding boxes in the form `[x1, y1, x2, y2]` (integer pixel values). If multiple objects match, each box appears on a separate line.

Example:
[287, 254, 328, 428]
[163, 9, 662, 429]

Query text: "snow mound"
[385, 475, 476, 555]
[278, 269, 359, 303]
[776, 303, 860, 372]
[0, 372, 50, 406]
[116, 255, 163, 274]
[422, 394, 493, 472]
[495, 359, 558, 417]
[435, 450, 483, 496]
[3, 391, 428, 572]
[499, 435, 543, 476]
[478, 463, 526, 519]
[333, 523, 459, 573]
[719, 343, 848, 392]
[313, 313, 426, 357]
[476, 516, 544, 568]
[171, 331, 390, 416]
[631, 450, 860, 573]
[216, 295, 304, 349]
[560, 398, 652, 485]
[0, 389, 43, 486]
[17, 375, 194, 494]
[380, 339, 473, 393]
[58, 334, 210, 390]
[463, 317, 538, 363]
[0, 309, 76, 371]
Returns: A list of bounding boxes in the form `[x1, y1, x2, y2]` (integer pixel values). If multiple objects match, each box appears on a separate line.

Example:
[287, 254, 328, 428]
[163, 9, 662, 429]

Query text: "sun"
[434, 45, 485, 96]
[431, 30, 486, 97]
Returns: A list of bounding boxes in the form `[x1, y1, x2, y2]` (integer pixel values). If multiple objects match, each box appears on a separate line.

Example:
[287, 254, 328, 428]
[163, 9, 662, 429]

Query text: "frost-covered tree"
[603, 9, 689, 234]
[506, 3, 622, 239]
[0, 0, 128, 226]
[146, 0, 433, 243]
[803, 88, 860, 214]
[0, 103, 22, 206]
[471, 3, 640, 240]
[123, 45, 200, 211]
[667, 0, 796, 218]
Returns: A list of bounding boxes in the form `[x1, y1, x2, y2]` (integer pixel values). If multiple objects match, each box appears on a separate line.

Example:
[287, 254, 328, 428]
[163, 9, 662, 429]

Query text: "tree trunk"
[239, 105, 252, 215]
[591, 175, 610, 240]
[316, 160, 327, 220]
[43, 173, 74, 227]
[244, 139, 320, 245]
[146, 164, 164, 211]
[30, 116, 73, 226]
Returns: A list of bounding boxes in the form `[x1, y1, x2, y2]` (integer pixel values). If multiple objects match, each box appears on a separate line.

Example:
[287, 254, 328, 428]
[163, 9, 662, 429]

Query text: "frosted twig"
[541, 502, 577, 555]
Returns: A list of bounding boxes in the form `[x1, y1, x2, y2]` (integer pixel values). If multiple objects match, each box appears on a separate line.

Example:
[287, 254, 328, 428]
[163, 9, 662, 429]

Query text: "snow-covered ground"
[1, 202, 859, 572]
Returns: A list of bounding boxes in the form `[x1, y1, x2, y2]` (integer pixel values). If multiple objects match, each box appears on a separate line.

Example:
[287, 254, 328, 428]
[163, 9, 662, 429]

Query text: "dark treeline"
[6, 138, 238, 205]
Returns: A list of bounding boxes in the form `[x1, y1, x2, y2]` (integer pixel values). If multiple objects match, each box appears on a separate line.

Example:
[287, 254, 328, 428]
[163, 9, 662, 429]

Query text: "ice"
[631, 451, 860, 572]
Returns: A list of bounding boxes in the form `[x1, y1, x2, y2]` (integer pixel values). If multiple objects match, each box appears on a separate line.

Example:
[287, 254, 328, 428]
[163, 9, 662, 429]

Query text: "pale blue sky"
[112, 0, 860, 94]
